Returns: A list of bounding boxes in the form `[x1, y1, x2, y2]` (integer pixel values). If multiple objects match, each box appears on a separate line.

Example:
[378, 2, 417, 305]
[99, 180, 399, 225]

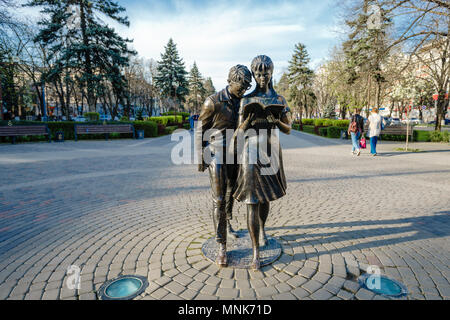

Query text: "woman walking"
[367, 107, 384, 156]
[347, 109, 365, 156]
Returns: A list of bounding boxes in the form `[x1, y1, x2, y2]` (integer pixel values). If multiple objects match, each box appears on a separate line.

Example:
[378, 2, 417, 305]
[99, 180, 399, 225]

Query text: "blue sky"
[117, 0, 344, 89]
[18, 0, 345, 90]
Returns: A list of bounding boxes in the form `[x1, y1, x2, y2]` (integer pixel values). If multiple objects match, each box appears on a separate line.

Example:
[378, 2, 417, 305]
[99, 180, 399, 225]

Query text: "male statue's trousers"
[208, 160, 236, 244]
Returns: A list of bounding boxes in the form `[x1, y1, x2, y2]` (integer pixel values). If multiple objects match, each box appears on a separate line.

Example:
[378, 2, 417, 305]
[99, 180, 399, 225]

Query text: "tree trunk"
[79, 3, 96, 113]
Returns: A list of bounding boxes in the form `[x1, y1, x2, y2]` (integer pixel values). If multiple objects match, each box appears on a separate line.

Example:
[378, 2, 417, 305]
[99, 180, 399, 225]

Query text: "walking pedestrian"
[367, 107, 384, 156]
[347, 109, 365, 156]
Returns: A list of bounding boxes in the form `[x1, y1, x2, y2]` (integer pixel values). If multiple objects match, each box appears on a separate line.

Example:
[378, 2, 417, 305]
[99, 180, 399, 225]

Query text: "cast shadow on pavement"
[266, 211, 450, 259]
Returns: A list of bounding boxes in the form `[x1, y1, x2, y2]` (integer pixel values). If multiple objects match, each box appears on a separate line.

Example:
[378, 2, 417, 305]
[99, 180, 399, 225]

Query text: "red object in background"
[433, 93, 449, 100]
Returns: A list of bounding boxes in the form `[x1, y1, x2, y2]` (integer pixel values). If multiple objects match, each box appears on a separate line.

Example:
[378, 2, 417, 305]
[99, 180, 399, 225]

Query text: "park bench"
[74, 124, 135, 141]
[0, 125, 51, 144]
[363, 124, 413, 139]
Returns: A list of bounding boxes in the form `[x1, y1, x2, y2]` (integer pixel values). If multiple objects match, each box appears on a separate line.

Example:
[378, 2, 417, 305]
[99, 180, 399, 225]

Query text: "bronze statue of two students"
[197, 55, 292, 271]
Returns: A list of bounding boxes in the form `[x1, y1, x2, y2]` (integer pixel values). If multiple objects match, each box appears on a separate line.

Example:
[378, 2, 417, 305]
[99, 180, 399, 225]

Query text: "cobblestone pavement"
[0, 131, 449, 300]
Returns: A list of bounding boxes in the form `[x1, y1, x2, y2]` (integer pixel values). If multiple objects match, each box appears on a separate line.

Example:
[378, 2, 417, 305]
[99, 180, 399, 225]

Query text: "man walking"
[195, 65, 252, 267]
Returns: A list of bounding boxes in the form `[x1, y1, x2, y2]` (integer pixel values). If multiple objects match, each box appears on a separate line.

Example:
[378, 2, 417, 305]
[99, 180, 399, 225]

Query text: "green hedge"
[301, 118, 350, 128]
[429, 130, 450, 142]
[301, 119, 314, 125]
[162, 111, 190, 120]
[414, 130, 430, 142]
[148, 115, 182, 126]
[318, 127, 328, 136]
[380, 134, 407, 141]
[327, 126, 342, 138]
[133, 121, 158, 138]
[164, 125, 178, 135]
[292, 123, 301, 131]
[84, 112, 100, 121]
[0, 120, 160, 143]
[303, 125, 315, 134]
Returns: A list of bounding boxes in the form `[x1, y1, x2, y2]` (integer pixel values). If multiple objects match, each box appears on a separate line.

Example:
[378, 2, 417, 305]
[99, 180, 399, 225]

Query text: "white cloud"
[120, 0, 340, 90]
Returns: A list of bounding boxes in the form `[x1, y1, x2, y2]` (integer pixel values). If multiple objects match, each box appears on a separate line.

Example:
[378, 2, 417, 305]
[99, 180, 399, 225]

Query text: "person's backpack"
[349, 117, 358, 133]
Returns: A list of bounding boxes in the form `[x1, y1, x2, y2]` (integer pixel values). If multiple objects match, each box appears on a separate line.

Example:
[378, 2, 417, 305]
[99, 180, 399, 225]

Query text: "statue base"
[201, 230, 282, 269]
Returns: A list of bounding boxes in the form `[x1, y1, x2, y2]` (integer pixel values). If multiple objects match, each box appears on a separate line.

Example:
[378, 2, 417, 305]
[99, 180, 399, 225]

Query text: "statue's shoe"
[216, 245, 227, 267]
[251, 257, 260, 271]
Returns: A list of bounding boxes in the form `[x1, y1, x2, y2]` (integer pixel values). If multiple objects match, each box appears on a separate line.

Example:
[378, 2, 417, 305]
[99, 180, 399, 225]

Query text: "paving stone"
[291, 287, 310, 299]
[173, 274, 193, 286]
[255, 286, 278, 297]
[219, 279, 235, 289]
[180, 288, 198, 300]
[343, 280, 360, 293]
[302, 280, 322, 293]
[337, 289, 354, 300]
[310, 288, 333, 300]
[298, 267, 316, 279]
[200, 285, 217, 296]
[275, 282, 292, 293]
[355, 288, 375, 300]
[239, 288, 256, 299]
[216, 287, 239, 298]
[273, 292, 297, 300]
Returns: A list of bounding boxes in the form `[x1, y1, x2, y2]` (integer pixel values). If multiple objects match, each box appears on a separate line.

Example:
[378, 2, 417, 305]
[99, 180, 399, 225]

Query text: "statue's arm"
[275, 97, 292, 134]
[196, 97, 216, 172]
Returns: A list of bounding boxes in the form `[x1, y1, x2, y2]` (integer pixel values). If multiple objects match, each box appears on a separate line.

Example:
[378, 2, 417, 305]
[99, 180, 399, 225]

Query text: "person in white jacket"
[367, 107, 384, 156]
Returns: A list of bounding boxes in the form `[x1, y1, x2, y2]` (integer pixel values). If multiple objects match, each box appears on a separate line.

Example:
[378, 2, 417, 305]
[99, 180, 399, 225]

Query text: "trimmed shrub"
[380, 134, 407, 141]
[333, 120, 350, 128]
[164, 125, 178, 135]
[323, 119, 334, 127]
[302, 118, 314, 125]
[148, 116, 168, 126]
[84, 112, 100, 121]
[292, 123, 301, 131]
[162, 111, 190, 120]
[327, 126, 342, 138]
[182, 123, 191, 130]
[302, 125, 315, 134]
[133, 120, 158, 138]
[414, 130, 431, 142]
[314, 119, 326, 127]
[429, 130, 450, 142]
[318, 127, 328, 136]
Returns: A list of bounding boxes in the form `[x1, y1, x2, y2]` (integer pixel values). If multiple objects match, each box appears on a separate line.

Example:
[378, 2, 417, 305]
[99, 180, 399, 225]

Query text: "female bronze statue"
[233, 55, 292, 270]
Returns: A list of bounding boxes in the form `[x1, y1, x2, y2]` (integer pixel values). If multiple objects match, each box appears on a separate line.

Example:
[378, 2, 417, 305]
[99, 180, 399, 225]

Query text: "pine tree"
[203, 77, 216, 97]
[186, 62, 206, 114]
[342, 0, 391, 110]
[155, 38, 189, 109]
[25, 0, 136, 113]
[287, 43, 314, 119]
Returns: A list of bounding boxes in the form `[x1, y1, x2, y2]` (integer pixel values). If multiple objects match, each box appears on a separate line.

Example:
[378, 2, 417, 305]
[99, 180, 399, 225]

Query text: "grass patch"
[394, 148, 423, 152]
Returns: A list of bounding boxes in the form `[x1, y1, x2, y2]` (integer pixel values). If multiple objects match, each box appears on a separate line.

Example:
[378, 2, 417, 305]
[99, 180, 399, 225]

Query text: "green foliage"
[413, 130, 431, 142]
[323, 119, 334, 127]
[318, 127, 328, 136]
[84, 112, 100, 121]
[314, 119, 325, 126]
[148, 116, 168, 126]
[120, 115, 130, 122]
[164, 125, 178, 135]
[302, 125, 315, 134]
[292, 123, 301, 131]
[327, 126, 342, 138]
[162, 111, 190, 120]
[333, 120, 350, 128]
[155, 38, 189, 103]
[301, 118, 314, 125]
[133, 121, 158, 138]
[429, 131, 450, 142]
[380, 134, 406, 141]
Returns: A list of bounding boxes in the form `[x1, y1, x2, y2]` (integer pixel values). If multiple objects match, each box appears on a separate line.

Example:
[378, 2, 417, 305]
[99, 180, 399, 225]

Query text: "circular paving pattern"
[201, 230, 282, 268]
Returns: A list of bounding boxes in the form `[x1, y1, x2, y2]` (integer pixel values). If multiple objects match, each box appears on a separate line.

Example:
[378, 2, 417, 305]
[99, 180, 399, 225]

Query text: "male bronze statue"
[196, 65, 252, 267]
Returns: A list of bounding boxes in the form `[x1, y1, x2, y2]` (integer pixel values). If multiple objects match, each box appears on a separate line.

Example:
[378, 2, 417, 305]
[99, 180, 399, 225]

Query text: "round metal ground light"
[98, 275, 148, 300]
[358, 274, 408, 298]
[201, 230, 282, 269]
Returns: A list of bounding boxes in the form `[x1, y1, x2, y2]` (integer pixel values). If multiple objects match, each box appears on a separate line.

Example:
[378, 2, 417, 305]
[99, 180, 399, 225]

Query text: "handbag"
[359, 137, 367, 149]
